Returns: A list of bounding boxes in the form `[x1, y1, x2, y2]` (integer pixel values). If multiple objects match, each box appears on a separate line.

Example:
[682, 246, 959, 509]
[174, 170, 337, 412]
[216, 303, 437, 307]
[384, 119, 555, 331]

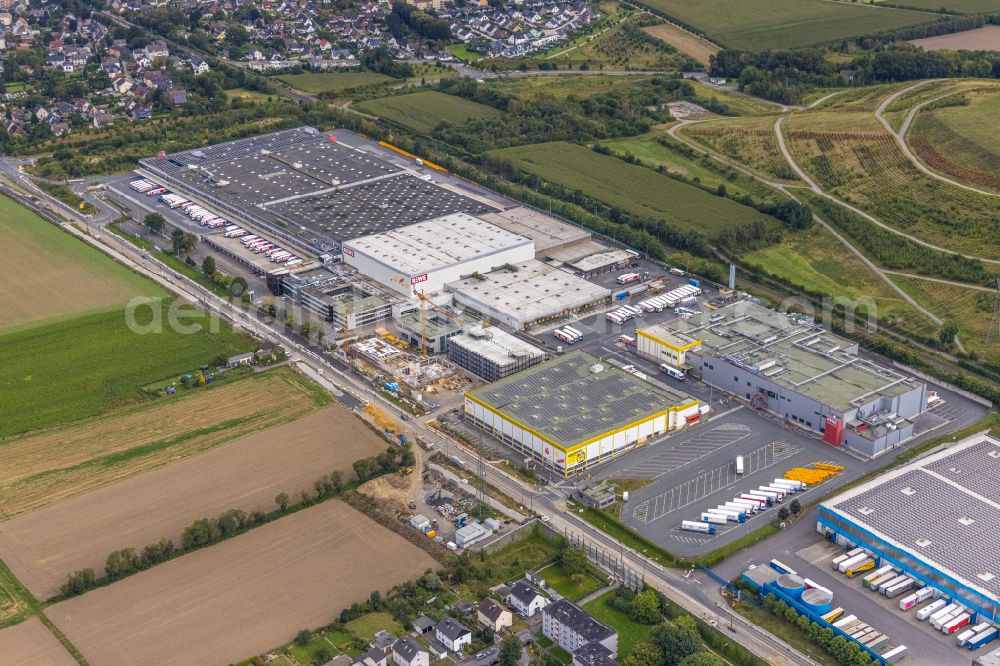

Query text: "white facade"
[507, 582, 548, 617]
[342, 213, 535, 296]
[435, 620, 472, 652]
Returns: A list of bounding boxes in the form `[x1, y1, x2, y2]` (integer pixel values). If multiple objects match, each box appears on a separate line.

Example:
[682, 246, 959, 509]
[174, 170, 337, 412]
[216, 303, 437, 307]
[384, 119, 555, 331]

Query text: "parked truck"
[881, 646, 907, 661]
[681, 520, 716, 535]
[943, 613, 971, 634]
[846, 558, 876, 578]
[884, 578, 915, 598]
[838, 553, 870, 574]
[700, 513, 729, 525]
[916, 599, 947, 621]
[862, 565, 895, 588]
[832, 548, 865, 570]
[966, 626, 998, 650]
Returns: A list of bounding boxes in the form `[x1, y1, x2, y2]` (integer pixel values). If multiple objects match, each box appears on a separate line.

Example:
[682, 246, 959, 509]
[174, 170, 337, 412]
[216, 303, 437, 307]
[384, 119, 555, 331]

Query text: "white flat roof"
[345, 213, 533, 276]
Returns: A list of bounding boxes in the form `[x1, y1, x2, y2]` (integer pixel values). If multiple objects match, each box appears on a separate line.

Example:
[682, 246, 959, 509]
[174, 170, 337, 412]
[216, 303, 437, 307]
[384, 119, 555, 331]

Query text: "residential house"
[412, 615, 436, 636]
[507, 581, 547, 618]
[478, 598, 513, 633]
[352, 645, 390, 666]
[435, 618, 472, 653]
[542, 600, 617, 655]
[189, 54, 210, 74]
[227, 352, 255, 367]
[391, 638, 429, 666]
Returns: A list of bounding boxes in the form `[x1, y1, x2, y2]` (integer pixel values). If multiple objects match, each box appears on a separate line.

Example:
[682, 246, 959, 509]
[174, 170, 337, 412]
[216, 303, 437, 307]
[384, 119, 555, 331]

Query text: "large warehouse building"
[341, 213, 535, 296]
[464, 350, 700, 476]
[641, 301, 927, 458]
[818, 432, 1000, 623]
[447, 325, 546, 381]
[448, 259, 611, 330]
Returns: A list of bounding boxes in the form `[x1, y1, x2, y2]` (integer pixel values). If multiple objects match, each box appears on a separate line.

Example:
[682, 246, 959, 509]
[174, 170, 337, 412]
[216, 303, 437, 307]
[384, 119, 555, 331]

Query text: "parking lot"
[708, 510, 998, 666]
[519, 268, 990, 557]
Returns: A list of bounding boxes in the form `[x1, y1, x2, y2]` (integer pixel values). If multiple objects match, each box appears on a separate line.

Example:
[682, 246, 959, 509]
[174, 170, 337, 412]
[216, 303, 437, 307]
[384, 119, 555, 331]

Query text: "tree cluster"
[761, 594, 878, 665]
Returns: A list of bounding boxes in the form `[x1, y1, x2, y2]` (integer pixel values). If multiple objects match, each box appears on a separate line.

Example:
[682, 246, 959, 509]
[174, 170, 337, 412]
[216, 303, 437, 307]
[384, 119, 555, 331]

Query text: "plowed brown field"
[0, 369, 322, 518]
[47, 501, 437, 666]
[0, 618, 76, 666]
[0, 405, 384, 599]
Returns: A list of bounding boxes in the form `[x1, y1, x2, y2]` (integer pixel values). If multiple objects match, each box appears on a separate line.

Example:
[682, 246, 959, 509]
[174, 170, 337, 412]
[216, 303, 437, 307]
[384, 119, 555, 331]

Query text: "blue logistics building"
[818, 432, 1000, 623]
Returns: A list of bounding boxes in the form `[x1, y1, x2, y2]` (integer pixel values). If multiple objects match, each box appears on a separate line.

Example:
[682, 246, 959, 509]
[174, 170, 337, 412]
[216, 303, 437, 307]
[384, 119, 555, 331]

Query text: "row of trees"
[60, 445, 409, 598]
[760, 593, 880, 666]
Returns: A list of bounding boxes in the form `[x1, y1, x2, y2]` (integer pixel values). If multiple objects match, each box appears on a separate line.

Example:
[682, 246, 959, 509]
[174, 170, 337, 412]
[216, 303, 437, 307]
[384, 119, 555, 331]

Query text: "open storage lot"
[0, 617, 76, 666]
[0, 195, 160, 335]
[0, 403, 385, 599]
[0, 368, 323, 519]
[47, 500, 438, 666]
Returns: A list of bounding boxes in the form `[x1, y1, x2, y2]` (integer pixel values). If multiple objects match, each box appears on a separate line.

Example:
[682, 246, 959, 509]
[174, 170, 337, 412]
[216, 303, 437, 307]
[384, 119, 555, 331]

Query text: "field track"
[641, 23, 718, 65]
[0, 369, 322, 519]
[0, 618, 76, 666]
[47, 501, 438, 666]
[0, 404, 385, 599]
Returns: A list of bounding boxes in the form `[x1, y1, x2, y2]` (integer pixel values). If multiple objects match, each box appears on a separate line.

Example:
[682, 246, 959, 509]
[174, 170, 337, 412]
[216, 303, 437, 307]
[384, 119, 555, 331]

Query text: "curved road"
[874, 80, 1000, 198]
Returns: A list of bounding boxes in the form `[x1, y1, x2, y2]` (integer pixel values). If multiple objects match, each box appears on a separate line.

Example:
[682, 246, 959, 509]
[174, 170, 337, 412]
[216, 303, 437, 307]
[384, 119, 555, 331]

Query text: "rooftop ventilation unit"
[590, 363, 604, 374]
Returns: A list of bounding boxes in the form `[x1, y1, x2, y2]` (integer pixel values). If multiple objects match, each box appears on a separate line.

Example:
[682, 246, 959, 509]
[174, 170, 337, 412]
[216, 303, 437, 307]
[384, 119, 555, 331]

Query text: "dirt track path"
[874, 80, 1000, 198]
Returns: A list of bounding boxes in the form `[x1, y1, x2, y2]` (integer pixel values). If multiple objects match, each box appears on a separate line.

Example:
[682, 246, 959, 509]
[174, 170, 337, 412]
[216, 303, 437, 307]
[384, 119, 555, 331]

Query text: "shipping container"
[881, 645, 907, 661]
[867, 636, 890, 652]
[930, 606, 962, 630]
[943, 613, 970, 634]
[966, 627, 998, 650]
[871, 572, 903, 592]
[863, 565, 895, 588]
[916, 599, 948, 621]
[860, 632, 884, 647]
[820, 607, 844, 623]
[846, 559, 876, 578]
[832, 614, 857, 629]
[957, 622, 990, 647]
[884, 578, 915, 598]
[838, 553, 870, 573]
[681, 520, 716, 535]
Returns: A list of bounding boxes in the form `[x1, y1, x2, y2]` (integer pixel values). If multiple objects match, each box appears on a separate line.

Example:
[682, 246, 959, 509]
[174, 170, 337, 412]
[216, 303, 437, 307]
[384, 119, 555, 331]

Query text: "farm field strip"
[0, 368, 325, 519]
[489, 141, 779, 238]
[0, 300, 256, 439]
[909, 24, 1000, 50]
[0, 617, 76, 666]
[891, 0, 1000, 12]
[0, 403, 383, 599]
[46, 501, 439, 666]
[785, 114, 1000, 259]
[276, 71, 392, 93]
[0, 195, 162, 335]
[641, 22, 719, 65]
[356, 91, 503, 134]
[632, 0, 938, 50]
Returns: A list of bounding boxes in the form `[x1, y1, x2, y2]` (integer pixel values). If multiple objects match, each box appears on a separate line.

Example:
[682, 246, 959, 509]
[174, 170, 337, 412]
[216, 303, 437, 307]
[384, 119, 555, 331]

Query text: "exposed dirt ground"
[0, 405, 386, 599]
[0, 618, 77, 666]
[46, 501, 437, 666]
[0, 371, 320, 518]
[642, 23, 720, 65]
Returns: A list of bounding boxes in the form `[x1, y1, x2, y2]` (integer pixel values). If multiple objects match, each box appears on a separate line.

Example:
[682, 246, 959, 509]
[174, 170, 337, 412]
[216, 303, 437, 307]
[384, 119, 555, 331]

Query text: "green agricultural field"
[276, 70, 392, 94]
[0, 302, 255, 438]
[489, 141, 779, 239]
[597, 133, 786, 201]
[345, 612, 405, 641]
[488, 74, 652, 101]
[448, 43, 486, 62]
[356, 91, 503, 134]
[582, 590, 656, 658]
[0, 195, 161, 335]
[882, 0, 1000, 12]
[633, 0, 936, 50]
[909, 88, 1000, 191]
